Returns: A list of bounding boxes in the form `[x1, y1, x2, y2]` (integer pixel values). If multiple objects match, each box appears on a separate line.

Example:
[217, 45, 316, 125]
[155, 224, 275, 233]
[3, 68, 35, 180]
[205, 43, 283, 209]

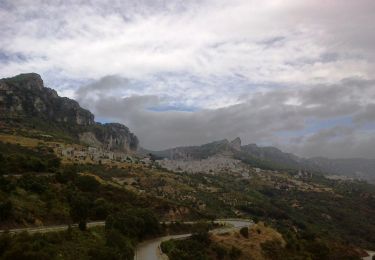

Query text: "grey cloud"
[289, 126, 375, 159]
[75, 75, 129, 98]
[75, 75, 375, 159]
[305, 126, 355, 144]
[353, 104, 375, 124]
[258, 36, 286, 48]
[2, 0, 375, 159]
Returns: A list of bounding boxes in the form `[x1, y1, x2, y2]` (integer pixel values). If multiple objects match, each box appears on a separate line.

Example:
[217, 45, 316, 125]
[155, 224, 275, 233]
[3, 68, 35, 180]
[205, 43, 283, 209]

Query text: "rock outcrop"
[229, 137, 241, 151]
[0, 73, 138, 153]
[0, 73, 95, 125]
[80, 123, 138, 153]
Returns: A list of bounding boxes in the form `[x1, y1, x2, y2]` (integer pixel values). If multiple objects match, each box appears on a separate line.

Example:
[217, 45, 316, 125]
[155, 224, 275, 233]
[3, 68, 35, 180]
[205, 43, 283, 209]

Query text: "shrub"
[0, 201, 12, 221]
[261, 239, 285, 260]
[240, 226, 249, 238]
[69, 194, 92, 231]
[75, 175, 100, 192]
[105, 229, 134, 259]
[229, 246, 242, 260]
[212, 244, 227, 260]
[105, 208, 160, 240]
[161, 240, 175, 254]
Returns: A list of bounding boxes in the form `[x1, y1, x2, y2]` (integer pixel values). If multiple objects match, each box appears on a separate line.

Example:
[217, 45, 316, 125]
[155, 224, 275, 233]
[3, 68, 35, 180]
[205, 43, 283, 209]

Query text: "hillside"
[152, 137, 375, 183]
[0, 73, 138, 153]
[0, 73, 374, 259]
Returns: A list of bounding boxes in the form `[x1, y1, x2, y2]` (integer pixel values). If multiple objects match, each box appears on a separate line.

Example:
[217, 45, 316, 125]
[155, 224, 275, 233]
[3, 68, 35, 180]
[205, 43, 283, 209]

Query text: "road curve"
[0, 219, 252, 260]
[134, 219, 253, 260]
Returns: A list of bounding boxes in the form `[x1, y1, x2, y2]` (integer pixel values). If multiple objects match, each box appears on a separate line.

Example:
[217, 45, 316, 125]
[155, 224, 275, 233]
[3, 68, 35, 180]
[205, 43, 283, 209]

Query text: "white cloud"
[1, 0, 375, 158]
[1, 0, 374, 85]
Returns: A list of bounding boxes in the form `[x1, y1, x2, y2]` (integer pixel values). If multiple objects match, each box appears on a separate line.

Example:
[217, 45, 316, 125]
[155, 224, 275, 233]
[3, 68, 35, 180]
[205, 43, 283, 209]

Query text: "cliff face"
[79, 123, 139, 153]
[0, 73, 95, 125]
[0, 73, 138, 153]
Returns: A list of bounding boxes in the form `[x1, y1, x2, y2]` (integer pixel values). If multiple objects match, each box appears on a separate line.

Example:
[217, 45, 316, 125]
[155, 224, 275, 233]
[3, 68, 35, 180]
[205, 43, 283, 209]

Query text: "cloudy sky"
[1, 0, 375, 158]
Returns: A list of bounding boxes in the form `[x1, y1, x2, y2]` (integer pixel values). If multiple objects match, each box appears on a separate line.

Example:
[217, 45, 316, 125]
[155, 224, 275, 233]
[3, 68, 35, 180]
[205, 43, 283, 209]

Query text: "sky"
[1, 0, 375, 158]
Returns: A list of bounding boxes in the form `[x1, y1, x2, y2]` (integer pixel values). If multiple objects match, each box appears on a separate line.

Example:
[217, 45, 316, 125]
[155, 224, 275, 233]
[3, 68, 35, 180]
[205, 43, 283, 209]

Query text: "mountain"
[0, 73, 138, 153]
[151, 138, 238, 160]
[152, 137, 375, 183]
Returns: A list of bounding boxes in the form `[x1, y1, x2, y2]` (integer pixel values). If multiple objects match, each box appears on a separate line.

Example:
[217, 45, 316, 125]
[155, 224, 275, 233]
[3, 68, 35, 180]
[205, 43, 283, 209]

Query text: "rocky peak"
[2, 73, 44, 91]
[0, 73, 139, 153]
[0, 73, 95, 126]
[230, 137, 241, 151]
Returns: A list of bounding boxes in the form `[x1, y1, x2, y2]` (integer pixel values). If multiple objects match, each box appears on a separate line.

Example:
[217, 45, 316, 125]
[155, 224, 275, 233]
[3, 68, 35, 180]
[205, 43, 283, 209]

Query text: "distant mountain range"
[1, 73, 374, 183]
[151, 138, 375, 183]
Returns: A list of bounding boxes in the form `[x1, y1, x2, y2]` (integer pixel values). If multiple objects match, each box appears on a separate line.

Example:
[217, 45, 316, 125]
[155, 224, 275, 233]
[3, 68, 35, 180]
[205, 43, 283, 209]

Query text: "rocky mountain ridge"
[0, 73, 138, 153]
[152, 137, 375, 183]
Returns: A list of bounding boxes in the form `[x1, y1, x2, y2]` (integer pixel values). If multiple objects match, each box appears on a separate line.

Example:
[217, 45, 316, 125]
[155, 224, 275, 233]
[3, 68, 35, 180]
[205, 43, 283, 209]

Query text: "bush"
[261, 239, 285, 260]
[212, 244, 227, 260]
[161, 240, 175, 254]
[93, 198, 111, 219]
[75, 175, 100, 192]
[105, 229, 134, 259]
[0, 233, 11, 256]
[229, 246, 242, 259]
[240, 226, 249, 238]
[105, 208, 160, 240]
[55, 167, 77, 183]
[17, 174, 48, 194]
[0, 201, 12, 221]
[69, 194, 92, 231]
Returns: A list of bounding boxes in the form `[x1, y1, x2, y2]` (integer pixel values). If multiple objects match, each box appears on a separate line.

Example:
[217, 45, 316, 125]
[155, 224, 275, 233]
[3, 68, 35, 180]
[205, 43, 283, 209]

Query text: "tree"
[75, 175, 100, 192]
[105, 229, 134, 259]
[105, 208, 161, 240]
[69, 194, 91, 231]
[56, 167, 77, 183]
[93, 198, 111, 219]
[0, 201, 12, 221]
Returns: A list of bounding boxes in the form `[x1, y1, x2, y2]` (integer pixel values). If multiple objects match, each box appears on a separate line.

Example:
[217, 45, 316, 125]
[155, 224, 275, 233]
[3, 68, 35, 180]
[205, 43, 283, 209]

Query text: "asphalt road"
[0, 219, 253, 260]
[134, 219, 253, 260]
[0, 221, 105, 234]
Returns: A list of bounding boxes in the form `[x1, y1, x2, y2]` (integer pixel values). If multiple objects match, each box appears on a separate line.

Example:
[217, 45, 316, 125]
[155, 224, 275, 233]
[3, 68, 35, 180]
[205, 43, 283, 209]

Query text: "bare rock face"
[78, 132, 103, 148]
[80, 123, 139, 153]
[0, 73, 139, 153]
[230, 137, 241, 151]
[0, 73, 95, 125]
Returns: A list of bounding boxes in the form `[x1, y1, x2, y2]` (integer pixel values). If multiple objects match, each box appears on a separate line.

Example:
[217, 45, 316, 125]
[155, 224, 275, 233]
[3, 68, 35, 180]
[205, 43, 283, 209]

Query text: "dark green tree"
[69, 194, 92, 231]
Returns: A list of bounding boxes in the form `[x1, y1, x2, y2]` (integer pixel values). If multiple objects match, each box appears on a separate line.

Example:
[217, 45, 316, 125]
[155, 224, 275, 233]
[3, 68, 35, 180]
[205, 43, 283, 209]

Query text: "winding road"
[134, 219, 253, 260]
[0, 219, 253, 260]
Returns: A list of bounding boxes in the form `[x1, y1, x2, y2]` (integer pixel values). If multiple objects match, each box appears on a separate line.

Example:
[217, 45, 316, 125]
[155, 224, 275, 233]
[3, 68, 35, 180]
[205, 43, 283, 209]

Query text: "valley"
[0, 73, 374, 259]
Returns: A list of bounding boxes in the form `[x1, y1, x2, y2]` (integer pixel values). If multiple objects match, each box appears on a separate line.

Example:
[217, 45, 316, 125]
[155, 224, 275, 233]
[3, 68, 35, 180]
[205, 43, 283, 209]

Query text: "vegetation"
[161, 231, 242, 260]
[0, 138, 374, 259]
[0, 142, 60, 175]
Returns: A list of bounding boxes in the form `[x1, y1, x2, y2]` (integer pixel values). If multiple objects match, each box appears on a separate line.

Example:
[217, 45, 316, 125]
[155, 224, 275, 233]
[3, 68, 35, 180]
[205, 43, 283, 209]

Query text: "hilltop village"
[52, 143, 135, 164]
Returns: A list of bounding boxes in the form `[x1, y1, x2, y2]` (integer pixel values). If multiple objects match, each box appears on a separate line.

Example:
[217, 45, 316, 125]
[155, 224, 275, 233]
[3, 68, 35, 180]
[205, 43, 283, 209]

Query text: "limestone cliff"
[0, 73, 138, 153]
[0, 73, 95, 125]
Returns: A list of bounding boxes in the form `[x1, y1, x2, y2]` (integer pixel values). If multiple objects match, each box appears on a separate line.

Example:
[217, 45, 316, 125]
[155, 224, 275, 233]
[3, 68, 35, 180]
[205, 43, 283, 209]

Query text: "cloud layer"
[1, 0, 375, 158]
[75, 76, 375, 158]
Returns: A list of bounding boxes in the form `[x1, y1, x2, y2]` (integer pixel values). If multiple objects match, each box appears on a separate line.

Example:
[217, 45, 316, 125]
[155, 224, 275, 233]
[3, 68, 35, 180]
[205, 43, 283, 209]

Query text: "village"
[156, 155, 251, 175]
[51, 143, 136, 164]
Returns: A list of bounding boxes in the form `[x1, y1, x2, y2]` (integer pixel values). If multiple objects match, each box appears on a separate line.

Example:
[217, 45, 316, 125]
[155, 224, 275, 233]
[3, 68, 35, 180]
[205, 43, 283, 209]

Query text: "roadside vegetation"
[0, 140, 374, 259]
